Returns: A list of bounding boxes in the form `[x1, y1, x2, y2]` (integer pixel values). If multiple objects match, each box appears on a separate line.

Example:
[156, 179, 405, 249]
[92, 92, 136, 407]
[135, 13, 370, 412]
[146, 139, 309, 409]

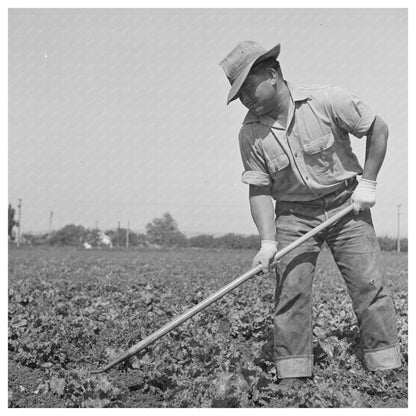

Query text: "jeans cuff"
[363, 343, 402, 371]
[276, 355, 313, 378]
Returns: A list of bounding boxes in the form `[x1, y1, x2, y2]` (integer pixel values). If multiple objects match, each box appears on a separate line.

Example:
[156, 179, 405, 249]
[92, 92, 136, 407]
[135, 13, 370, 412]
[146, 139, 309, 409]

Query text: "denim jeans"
[273, 180, 401, 378]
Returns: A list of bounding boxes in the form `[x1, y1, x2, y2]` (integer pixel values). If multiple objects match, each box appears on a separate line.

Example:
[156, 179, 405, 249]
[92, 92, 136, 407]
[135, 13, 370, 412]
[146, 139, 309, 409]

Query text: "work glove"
[351, 178, 377, 215]
[252, 240, 278, 274]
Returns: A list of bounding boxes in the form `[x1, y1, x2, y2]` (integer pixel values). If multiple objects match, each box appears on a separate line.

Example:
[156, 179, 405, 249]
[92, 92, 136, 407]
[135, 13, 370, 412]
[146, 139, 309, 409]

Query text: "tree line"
[8, 209, 408, 252]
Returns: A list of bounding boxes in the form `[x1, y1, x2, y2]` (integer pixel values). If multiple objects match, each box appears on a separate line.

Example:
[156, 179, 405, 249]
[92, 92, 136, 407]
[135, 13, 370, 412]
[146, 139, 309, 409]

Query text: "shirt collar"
[286, 81, 310, 102]
[242, 81, 309, 127]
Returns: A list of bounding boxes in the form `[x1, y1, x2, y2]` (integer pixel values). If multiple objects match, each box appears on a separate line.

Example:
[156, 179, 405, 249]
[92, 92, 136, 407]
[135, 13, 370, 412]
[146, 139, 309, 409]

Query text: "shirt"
[238, 81, 376, 202]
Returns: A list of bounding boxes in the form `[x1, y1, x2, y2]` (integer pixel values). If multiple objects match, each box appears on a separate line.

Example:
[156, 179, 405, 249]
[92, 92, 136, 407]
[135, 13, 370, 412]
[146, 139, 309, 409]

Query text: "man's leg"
[326, 207, 401, 371]
[274, 204, 323, 378]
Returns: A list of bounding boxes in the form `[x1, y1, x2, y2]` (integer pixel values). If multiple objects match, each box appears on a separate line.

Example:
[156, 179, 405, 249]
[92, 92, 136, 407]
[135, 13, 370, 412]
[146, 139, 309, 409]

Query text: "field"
[8, 246, 408, 408]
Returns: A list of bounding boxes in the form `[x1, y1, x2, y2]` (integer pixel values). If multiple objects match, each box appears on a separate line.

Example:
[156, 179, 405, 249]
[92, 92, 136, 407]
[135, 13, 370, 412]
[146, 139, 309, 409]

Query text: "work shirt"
[238, 81, 376, 201]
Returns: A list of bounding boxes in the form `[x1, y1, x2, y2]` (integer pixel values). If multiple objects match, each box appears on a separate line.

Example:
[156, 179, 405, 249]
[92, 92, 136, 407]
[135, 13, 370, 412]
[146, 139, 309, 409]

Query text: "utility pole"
[397, 204, 401, 252]
[16, 199, 22, 247]
[126, 220, 130, 248]
[117, 221, 120, 248]
[48, 210, 53, 235]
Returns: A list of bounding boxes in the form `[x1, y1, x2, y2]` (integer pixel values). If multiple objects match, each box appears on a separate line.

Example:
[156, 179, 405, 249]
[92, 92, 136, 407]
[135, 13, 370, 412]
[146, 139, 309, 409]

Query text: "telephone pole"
[16, 199, 22, 247]
[48, 210, 53, 235]
[397, 204, 401, 252]
[126, 220, 130, 248]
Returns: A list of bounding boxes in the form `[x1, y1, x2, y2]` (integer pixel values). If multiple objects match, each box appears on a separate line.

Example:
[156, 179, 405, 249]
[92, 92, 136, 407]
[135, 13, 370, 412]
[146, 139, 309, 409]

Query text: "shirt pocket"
[303, 132, 334, 154]
[302, 132, 340, 175]
[267, 153, 290, 176]
[261, 130, 290, 177]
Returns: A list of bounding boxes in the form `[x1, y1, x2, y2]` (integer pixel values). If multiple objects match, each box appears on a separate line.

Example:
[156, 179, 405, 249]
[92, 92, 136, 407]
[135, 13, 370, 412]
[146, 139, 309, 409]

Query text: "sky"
[8, 7, 408, 237]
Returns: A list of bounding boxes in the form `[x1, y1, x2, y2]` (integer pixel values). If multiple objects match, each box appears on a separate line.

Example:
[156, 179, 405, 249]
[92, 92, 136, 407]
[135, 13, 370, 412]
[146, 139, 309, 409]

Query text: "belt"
[277, 176, 358, 205]
[326, 176, 357, 198]
[342, 176, 357, 189]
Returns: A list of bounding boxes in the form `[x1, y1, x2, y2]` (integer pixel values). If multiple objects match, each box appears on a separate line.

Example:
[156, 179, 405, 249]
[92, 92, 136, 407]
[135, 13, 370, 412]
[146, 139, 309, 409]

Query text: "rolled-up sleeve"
[238, 125, 272, 187]
[327, 86, 376, 138]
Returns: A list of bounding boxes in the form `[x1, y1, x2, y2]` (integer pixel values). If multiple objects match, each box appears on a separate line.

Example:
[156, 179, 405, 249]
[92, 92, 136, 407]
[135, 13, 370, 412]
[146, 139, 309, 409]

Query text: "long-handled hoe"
[91, 204, 354, 374]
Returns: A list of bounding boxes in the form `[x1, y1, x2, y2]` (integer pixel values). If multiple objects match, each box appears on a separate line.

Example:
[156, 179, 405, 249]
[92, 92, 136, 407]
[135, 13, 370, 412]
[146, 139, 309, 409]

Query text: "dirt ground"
[8, 361, 64, 408]
[8, 247, 408, 408]
[8, 360, 167, 408]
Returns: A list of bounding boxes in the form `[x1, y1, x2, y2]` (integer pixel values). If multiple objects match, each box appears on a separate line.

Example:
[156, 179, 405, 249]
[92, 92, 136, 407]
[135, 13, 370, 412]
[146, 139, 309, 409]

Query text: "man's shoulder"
[239, 111, 275, 133]
[288, 81, 342, 100]
[239, 119, 270, 143]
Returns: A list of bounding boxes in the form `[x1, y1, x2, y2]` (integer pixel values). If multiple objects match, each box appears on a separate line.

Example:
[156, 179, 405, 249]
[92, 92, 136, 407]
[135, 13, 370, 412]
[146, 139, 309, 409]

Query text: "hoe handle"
[91, 204, 354, 374]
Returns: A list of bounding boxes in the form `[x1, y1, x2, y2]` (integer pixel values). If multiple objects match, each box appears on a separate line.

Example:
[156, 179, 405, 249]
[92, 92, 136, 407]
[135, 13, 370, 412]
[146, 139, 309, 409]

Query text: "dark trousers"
[273, 182, 401, 378]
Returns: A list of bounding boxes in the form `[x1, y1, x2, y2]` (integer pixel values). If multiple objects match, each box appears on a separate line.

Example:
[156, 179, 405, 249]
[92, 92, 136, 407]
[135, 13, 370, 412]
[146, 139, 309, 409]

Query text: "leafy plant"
[8, 247, 408, 408]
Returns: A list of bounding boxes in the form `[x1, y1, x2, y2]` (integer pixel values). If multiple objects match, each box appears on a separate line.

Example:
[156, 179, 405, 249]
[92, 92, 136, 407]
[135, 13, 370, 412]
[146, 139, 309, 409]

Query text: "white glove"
[351, 178, 377, 215]
[253, 240, 278, 273]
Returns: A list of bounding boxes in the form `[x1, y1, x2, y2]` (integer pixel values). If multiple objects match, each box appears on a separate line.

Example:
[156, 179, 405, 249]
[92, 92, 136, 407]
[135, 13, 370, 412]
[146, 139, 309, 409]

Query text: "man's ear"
[269, 68, 278, 86]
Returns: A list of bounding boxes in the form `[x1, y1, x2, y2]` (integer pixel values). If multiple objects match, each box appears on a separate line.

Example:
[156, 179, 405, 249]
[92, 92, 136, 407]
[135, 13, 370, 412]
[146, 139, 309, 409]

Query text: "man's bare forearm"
[362, 115, 388, 181]
[249, 185, 276, 241]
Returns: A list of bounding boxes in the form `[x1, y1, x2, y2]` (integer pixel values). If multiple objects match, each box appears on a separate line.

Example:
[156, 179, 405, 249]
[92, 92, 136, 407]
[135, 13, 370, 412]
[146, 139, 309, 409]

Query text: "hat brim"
[226, 43, 281, 105]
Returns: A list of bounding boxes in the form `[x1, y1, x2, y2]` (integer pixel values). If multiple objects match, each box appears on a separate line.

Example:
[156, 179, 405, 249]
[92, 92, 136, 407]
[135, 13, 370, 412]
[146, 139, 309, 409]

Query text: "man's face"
[238, 68, 277, 116]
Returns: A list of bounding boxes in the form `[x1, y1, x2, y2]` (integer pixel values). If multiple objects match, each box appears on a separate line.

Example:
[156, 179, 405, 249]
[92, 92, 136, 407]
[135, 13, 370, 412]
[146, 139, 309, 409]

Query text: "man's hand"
[351, 178, 377, 214]
[253, 240, 278, 273]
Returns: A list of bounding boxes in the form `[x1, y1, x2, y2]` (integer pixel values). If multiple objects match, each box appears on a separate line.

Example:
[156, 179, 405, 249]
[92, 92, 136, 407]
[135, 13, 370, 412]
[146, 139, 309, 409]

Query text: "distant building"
[99, 232, 113, 248]
[83, 231, 113, 249]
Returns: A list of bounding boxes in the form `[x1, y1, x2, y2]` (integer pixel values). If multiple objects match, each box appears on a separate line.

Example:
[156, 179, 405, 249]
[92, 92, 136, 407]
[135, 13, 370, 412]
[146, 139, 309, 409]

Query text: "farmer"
[219, 41, 401, 384]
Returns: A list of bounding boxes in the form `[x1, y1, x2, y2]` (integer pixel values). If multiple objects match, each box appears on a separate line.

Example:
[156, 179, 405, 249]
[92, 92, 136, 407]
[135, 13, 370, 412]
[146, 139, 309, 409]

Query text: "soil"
[8, 360, 165, 408]
[8, 361, 64, 408]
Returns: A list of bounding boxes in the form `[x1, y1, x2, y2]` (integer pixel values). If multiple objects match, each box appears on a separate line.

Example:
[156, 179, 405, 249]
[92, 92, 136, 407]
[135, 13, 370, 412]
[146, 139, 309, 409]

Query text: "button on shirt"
[238, 81, 376, 202]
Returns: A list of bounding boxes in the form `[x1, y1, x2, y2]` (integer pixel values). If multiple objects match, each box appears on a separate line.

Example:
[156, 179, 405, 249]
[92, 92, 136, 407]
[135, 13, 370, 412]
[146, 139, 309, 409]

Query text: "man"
[219, 41, 401, 384]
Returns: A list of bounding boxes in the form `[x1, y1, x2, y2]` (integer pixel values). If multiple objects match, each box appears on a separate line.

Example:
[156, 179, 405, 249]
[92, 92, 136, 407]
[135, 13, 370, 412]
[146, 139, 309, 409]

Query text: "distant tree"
[84, 228, 102, 247]
[115, 228, 129, 247]
[104, 229, 148, 247]
[188, 233, 260, 249]
[105, 229, 124, 248]
[129, 232, 148, 247]
[20, 232, 33, 245]
[49, 224, 86, 246]
[241, 234, 261, 250]
[399, 238, 408, 252]
[20, 232, 50, 246]
[104, 229, 116, 246]
[8, 204, 18, 241]
[377, 235, 396, 251]
[377, 235, 408, 252]
[146, 212, 187, 247]
[217, 233, 248, 249]
[188, 234, 216, 248]
[105, 228, 128, 247]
